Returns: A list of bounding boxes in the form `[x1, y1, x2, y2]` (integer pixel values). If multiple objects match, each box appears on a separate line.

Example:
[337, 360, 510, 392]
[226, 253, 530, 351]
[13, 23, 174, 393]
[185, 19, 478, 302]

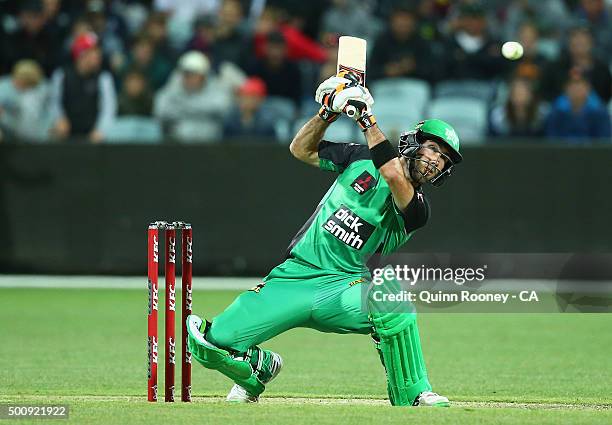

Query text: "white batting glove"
[314, 75, 352, 105]
[331, 85, 374, 116]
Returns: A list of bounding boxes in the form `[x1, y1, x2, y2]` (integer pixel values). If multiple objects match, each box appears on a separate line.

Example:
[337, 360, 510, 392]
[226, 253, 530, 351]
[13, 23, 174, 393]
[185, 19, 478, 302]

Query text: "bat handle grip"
[345, 105, 357, 118]
[344, 100, 365, 119]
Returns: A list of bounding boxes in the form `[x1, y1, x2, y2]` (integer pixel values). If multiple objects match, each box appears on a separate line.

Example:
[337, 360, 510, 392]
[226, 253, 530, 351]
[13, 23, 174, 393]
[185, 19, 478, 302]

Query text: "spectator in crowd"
[0, 60, 52, 142]
[375, 0, 451, 22]
[265, 0, 328, 39]
[246, 32, 302, 106]
[142, 12, 178, 64]
[320, 0, 382, 46]
[572, 0, 612, 58]
[541, 26, 611, 103]
[545, 73, 611, 141]
[183, 13, 247, 93]
[1, 0, 63, 76]
[184, 11, 248, 94]
[500, 0, 570, 42]
[490, 78, 546, 138]
[121, 35, 173, 90]
[186, 15, 217, 58]
[85, 0, 129, 72]
[154, 0, 220, 48]
[186, 0, 249, 68]
[212, 0, 250, 67]
[510, 22, 550, 87]
[61, 18, 95, 64]
[154, 51, 232, 143]
[252, 7, 327, 63]
[113, 0, 150, 36]
[0, 0, 609, 147]
[118, 69, 153, 116]
[369, 4, 432, 82]
[415, 0, 449, 43]
[42, 0, 73, 49]
[49, 32, 117, 143]
[223, 77, 276, 140]
[443, 2, 506, 81]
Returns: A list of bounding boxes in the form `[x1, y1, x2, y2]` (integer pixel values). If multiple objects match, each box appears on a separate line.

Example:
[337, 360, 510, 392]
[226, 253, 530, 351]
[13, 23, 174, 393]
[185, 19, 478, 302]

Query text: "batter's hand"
[333, 85, 374, 116]
[315, 75, 353, 106]
[317, 84, 374, 115]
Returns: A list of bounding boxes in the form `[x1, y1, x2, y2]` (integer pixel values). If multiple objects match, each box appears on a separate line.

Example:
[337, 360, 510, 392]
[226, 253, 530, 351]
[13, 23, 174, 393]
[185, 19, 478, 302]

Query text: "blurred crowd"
[0, 0, 610, 145]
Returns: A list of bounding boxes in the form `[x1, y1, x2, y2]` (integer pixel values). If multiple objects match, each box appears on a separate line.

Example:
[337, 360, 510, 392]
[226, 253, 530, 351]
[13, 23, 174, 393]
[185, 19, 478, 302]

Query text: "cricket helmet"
[398, 119, 462, 187]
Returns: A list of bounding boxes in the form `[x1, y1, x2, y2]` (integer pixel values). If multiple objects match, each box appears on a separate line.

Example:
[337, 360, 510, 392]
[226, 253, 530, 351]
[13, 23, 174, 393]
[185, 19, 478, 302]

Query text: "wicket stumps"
[147, 221, 193, 402]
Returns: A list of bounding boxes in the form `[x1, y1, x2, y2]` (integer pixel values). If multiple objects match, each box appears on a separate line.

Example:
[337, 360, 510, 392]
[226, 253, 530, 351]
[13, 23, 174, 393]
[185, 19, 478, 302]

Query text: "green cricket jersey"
[286, 140, 430, 273]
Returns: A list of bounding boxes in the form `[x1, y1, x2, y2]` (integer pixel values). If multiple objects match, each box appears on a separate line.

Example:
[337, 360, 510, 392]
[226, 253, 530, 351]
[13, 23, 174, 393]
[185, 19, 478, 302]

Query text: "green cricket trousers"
[207, 257, 372, 352]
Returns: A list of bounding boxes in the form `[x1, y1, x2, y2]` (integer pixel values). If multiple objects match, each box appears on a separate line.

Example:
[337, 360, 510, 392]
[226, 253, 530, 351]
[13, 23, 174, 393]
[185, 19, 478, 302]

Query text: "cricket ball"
[501, 41, 524, 60]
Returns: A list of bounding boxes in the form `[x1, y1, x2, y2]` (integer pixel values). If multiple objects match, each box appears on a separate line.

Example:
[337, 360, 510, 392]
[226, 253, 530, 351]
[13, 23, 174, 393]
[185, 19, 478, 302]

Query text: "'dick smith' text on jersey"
[286, 141, 430, 273]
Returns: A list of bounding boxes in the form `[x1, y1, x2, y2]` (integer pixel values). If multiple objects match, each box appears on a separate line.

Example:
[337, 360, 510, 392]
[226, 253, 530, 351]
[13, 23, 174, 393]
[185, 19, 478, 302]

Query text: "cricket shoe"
[412, 391, 450, 407]
[226, 351, 283, 403]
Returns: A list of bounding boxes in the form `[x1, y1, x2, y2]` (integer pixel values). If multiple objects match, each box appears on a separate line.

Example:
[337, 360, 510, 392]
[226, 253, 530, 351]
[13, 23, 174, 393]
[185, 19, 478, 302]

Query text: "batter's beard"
[405, 156, 439, 185]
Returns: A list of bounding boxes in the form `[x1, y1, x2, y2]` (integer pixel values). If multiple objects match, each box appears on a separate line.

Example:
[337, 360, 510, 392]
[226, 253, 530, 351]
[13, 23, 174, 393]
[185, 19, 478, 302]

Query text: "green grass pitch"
[1, 287, 611, 424]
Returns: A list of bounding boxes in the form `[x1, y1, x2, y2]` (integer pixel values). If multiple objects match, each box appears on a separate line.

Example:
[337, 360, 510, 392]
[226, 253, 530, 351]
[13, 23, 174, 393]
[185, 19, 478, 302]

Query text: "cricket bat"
[337, 36, 367, 118]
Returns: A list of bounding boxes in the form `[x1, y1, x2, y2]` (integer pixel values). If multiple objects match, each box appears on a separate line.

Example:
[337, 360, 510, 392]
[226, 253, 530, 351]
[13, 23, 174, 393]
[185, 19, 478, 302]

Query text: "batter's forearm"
[289, 115, 329, 167]
[364, 124, 401, 172]
[364, 124, 414, 207]
[363, 124, 387, 148]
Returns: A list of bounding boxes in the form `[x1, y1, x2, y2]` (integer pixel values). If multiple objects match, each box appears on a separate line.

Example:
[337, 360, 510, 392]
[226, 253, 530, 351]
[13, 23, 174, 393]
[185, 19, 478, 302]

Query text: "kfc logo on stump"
[168, 337, 176, 365]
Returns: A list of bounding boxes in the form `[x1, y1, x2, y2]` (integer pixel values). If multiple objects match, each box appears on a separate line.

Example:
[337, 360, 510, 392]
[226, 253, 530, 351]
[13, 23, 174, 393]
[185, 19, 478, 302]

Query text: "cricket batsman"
[186, 74, 463, 406]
